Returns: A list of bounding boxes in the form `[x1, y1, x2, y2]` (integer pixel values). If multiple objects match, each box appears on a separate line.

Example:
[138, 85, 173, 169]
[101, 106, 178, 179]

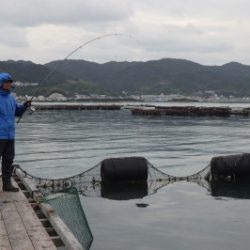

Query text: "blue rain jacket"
[0, 73, 26, 139]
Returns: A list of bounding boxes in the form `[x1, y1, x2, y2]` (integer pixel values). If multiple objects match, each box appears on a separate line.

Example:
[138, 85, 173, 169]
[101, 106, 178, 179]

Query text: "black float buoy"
[101, 157, 148, 182]
[209, 153, 250, 180]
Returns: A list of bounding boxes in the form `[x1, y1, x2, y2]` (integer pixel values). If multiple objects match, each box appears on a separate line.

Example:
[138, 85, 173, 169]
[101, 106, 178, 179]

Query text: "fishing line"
[17, 33, 134, 123]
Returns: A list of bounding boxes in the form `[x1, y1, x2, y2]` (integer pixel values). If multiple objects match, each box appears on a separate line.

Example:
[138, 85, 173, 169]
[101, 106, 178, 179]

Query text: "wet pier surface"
[0, 178, 56, 250]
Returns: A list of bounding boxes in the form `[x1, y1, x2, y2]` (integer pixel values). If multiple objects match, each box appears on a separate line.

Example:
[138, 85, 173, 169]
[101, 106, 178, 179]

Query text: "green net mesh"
[43, 187, 93, 250]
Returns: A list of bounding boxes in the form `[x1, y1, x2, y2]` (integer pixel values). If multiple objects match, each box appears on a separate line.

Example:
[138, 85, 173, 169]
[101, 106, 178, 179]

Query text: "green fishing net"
[43, 187, 93, 250]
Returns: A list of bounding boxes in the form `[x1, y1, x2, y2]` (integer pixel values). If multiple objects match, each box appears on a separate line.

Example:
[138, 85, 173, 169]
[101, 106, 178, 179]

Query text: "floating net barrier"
[15, 156, 211, 197]
[183, 164, 211, 191]
[14, 157, 212, 248]
[42, 187, 93, 250]
[14, 154, 250, 250]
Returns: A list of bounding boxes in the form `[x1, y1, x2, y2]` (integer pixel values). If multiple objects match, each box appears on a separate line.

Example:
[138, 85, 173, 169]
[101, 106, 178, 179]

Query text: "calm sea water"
[15, 104, 250, 250]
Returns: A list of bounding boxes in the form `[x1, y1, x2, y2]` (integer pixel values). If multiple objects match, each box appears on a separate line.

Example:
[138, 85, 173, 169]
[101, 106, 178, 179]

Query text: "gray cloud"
[0, 27, 28, 47]
[0, 0, 132, 27]
[0, 0, 250, 65]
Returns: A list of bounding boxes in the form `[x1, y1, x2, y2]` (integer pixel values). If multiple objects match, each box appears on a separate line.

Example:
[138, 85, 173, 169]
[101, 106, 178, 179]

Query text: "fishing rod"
[17, 33, 133, 123]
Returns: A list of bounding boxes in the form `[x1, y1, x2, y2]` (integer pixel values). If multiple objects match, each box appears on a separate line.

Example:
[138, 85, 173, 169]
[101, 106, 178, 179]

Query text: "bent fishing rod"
[17, 33, 133, 123]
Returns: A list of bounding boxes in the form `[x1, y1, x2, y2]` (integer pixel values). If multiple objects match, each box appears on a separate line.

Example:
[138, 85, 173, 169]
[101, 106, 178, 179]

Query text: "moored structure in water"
[131, 106, 250, 117]
[206, 153, 250, 181]
[29, 103, 250, 117]
[35, 103, 122, 110]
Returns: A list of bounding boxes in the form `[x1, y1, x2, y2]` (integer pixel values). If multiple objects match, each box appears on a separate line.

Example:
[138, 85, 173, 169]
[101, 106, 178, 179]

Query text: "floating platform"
[35, 103, 122, 110]
[0, 177, 57, 250]
[30, 103, 250, 117]
[131, 106, 250, 117]
[0, 172, 87, 250]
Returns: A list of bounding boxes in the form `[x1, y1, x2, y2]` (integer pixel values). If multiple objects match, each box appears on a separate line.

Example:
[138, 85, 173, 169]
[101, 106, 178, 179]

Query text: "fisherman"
[0, 72, 31, 192]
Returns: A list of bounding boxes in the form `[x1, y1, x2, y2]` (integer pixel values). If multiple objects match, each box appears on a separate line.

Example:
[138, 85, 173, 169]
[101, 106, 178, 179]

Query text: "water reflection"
[98, 179, 250, 200]
[101, 177, 250, 201]
[209, 180, 250, 199]
[101, 182, 148, 200]
[78, 179, 173, 200]
[188, 176, 250, 199]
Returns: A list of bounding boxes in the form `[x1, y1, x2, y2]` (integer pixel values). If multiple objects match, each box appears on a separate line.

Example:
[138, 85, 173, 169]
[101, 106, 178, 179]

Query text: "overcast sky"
[1, 0, 250, 65]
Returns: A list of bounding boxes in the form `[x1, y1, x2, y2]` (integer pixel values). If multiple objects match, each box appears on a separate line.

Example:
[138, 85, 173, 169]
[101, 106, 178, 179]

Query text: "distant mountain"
[0, 60, 105, 96]
[46, 59, 250, 96]
[0, 60, 67, 83]
[1, 58, 250, 97]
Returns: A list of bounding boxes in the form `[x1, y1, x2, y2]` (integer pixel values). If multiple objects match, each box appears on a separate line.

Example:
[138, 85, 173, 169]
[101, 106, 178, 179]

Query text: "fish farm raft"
[130, 106, 250, 117]
[34, 103, 250, 117]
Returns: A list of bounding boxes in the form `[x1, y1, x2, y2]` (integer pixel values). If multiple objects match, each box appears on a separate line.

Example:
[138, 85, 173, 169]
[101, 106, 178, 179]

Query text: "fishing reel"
[24, 95, 36, 114]
[29, 105, 36, 114]
[16, 96, 35, 123]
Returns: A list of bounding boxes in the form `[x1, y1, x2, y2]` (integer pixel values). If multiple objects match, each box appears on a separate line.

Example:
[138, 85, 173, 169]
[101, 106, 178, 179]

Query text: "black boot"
[2, 176, 19, 192]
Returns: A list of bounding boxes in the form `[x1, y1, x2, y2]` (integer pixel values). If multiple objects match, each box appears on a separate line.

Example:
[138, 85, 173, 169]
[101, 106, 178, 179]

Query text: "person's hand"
[23, 100, 32, 108]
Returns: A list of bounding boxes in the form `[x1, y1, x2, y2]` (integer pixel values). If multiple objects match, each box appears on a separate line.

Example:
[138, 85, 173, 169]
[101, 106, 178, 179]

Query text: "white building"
[47, 93, 67, 101]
